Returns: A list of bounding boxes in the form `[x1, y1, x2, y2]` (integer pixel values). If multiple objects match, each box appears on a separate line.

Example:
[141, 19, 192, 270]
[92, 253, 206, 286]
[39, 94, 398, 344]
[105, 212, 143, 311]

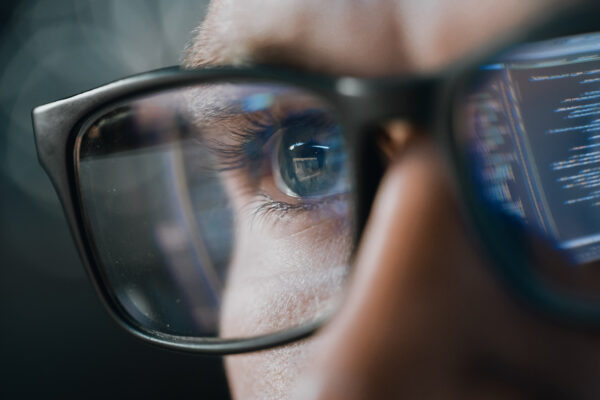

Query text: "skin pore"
[185, 0, 600, 399]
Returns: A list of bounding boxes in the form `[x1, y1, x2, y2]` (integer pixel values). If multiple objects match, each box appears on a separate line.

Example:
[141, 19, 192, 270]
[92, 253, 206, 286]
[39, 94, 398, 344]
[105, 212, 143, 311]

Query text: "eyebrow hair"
[181, 0, 387, 72]
[182, 23, 295, 70]
[182, 3, 254, 69]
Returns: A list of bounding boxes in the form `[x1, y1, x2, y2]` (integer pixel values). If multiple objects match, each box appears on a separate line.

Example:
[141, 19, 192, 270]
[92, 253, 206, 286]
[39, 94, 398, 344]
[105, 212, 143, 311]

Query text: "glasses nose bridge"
[342, 76, 439, 129]
[345, 78, 438, 169]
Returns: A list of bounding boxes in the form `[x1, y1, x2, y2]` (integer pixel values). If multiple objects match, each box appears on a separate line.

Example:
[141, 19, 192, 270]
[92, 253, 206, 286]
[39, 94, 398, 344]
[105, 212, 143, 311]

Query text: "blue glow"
[481, 63, 504, 70]
[242, 93, 274, 112]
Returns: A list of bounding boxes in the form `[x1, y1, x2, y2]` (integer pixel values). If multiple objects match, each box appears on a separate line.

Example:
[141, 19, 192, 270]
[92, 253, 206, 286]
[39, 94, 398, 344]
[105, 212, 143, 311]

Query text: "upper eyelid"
[200, 121, 274, 172]
[199, 108, 336, 171]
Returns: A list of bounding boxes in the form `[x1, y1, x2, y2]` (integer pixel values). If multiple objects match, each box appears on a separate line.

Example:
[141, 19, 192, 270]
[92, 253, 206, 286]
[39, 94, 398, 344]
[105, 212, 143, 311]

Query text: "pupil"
[277, 120, 344, 198]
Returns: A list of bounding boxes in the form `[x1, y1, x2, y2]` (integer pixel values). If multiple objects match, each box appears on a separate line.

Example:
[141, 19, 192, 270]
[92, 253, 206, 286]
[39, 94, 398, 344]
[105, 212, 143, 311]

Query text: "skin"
[184, 0, 600, 398]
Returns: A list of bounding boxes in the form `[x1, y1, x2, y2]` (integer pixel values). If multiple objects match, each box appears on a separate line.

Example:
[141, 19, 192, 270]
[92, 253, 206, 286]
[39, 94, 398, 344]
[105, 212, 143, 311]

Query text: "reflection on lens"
[77, 82, 353, 339]
[459, 32, 600, 300]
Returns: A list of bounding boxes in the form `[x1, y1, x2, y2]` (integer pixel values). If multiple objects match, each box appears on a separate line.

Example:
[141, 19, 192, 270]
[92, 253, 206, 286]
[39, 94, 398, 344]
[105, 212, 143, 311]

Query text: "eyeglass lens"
[77, 83, 354, 339]
[459, 31, 600, 303]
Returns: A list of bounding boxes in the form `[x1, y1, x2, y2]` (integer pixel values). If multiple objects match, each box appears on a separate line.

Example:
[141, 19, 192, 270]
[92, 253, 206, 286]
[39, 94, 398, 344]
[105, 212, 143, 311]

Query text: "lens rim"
[34, 67, 385, 354]
[75, 82, 355, 341]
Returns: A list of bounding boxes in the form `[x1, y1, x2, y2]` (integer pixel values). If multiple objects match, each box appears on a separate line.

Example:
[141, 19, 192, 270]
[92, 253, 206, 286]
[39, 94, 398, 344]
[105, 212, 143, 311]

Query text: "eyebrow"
[183, 0, 577, 77]
[181, 1, 384, 74]
[182, 7, 257, 69]
[183, 26, 301, 70]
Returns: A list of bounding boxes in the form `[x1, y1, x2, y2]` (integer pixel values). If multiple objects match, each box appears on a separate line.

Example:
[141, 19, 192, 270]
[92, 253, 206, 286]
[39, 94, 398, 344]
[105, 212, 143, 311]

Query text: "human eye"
[205, 99, 350, 224]
[273, 110, 349, 200]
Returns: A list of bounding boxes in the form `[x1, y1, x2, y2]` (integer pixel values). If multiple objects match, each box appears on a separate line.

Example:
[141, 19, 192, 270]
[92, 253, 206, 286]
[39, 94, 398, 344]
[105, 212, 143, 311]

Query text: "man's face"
[186, 0, 600, 398]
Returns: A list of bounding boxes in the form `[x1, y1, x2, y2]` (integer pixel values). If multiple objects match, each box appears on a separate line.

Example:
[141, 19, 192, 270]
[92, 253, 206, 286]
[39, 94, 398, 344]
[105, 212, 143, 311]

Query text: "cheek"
[215, 146, 354, 336]
[219, 213, 351, 338]
[216, 167, 353, 395]
[225, 338, 324, 400]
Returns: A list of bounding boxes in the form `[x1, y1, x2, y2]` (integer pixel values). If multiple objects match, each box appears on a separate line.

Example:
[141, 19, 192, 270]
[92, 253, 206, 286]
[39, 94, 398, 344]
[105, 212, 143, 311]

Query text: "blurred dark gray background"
[0, 1, 231, 398]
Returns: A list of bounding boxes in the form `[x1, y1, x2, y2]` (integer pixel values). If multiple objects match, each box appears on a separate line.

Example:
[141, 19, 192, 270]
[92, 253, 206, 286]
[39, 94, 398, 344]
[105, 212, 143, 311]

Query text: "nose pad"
[376, 120, 422, 164]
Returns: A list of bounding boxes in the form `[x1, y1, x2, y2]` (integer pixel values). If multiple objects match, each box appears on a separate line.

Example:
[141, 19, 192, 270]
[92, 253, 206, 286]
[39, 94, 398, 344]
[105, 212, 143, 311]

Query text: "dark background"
[0, 1, 230, 398]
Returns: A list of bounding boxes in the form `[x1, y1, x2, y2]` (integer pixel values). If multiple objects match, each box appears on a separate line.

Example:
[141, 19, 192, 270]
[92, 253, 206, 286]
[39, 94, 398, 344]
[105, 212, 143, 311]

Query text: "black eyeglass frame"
[32, 1, 600, 354]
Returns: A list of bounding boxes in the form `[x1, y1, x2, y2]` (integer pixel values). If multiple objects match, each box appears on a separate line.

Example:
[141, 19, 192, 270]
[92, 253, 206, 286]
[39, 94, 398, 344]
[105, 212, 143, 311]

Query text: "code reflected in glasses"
[465, 32, 600, 263]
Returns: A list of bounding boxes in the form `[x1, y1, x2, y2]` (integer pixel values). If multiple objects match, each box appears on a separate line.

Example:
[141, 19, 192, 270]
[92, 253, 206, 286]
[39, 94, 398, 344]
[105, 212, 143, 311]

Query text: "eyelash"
[205, 110, 340, 217]
[248, 193, 348, 229]
[206, 113, 276, 173]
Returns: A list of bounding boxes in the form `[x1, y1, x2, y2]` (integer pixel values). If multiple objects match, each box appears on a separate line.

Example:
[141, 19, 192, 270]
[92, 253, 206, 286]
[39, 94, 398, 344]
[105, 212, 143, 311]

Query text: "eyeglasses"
[33, 2, 600, 354]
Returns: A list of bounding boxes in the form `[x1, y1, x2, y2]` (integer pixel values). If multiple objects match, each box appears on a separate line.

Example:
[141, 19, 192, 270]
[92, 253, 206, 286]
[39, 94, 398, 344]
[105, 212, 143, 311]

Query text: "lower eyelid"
[251, 192, 350, 220]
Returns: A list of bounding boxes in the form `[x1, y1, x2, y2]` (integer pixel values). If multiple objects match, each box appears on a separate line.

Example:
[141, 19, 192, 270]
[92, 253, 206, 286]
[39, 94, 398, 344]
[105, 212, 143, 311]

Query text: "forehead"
[186, 0, 569, 75]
